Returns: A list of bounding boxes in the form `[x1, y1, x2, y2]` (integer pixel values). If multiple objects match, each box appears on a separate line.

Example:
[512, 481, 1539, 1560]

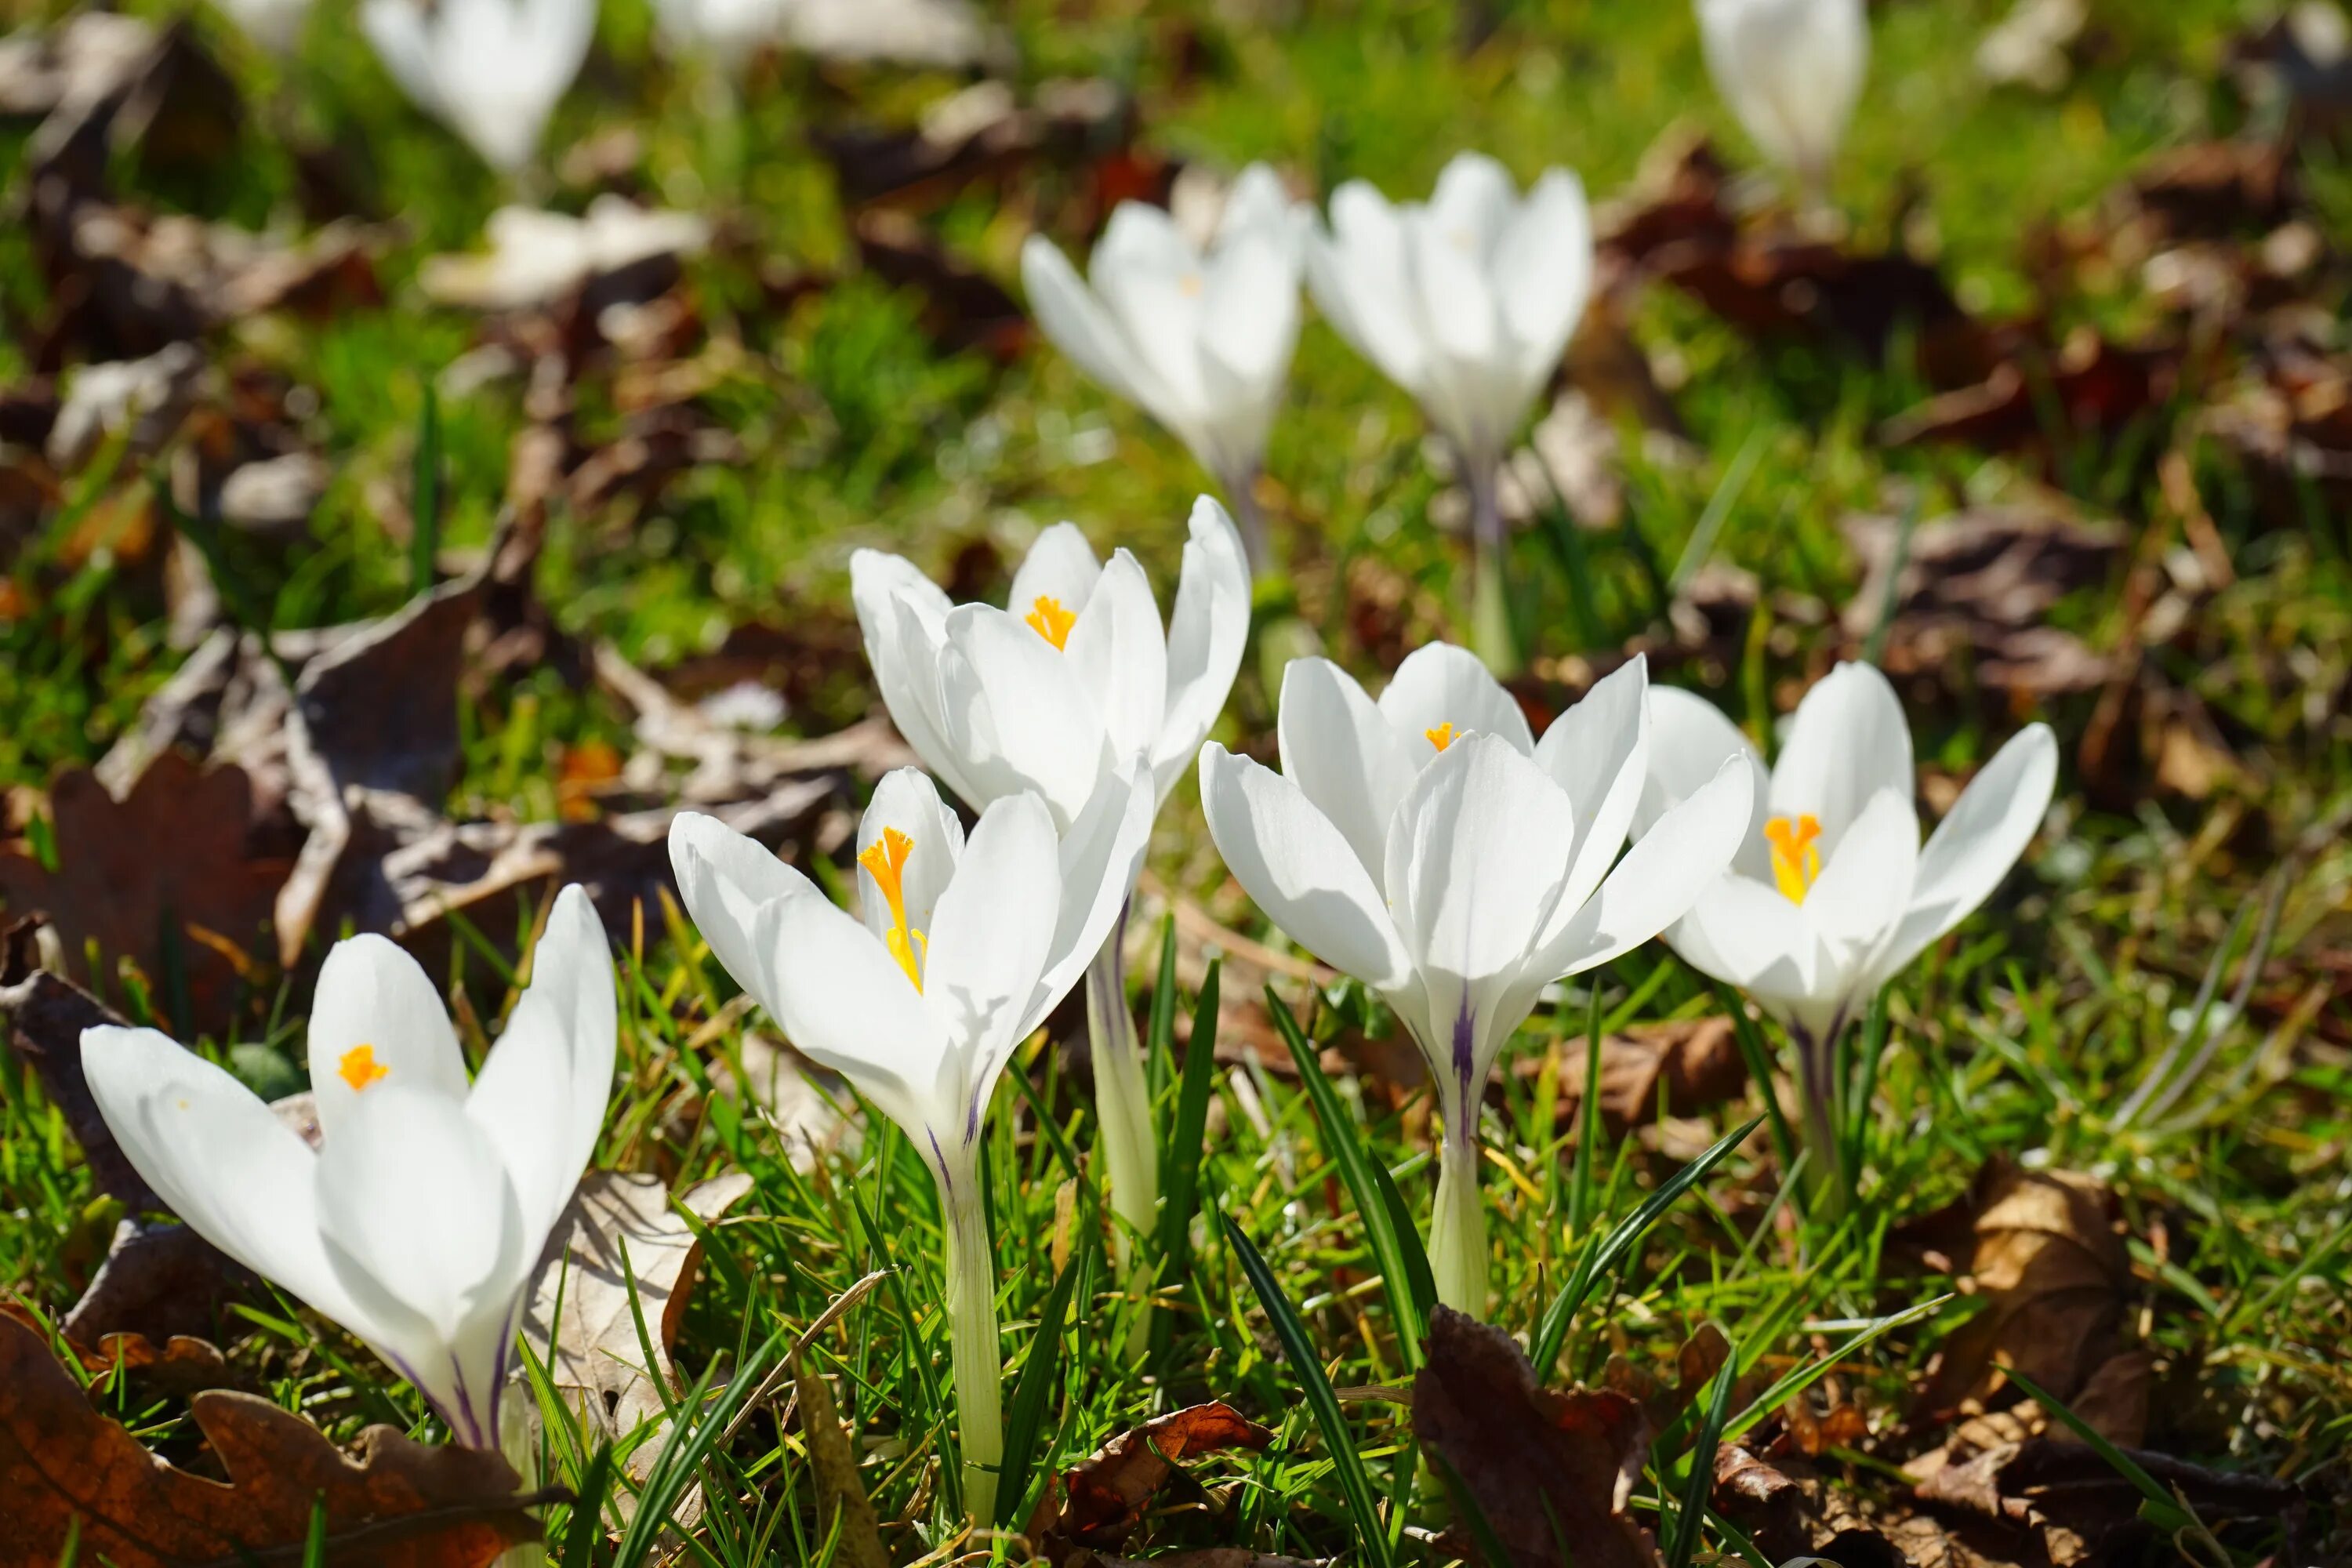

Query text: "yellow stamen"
[1763, 814, 1824, 903]
[858, 828, 927, 991]
[338, 1044, 390, 1093]
[1025, 594, 1076, 650]
[1179, 271, 1204, 298]
[1425, 722, 1457, 752]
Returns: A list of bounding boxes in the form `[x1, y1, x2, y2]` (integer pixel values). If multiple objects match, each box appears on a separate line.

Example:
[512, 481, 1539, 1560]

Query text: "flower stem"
[935, 1157, 1002, 1525]
[1465, 456, 1518, 677]
[1427, 1106, 1489, 1316]
[1084, 909, 1159, 1359]
[1788, 1022, 1846, 1222]
[1220, 466, 1272, 580]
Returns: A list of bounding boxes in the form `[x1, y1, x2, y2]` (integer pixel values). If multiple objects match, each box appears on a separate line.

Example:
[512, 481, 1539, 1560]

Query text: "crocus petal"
[1027, 760, 1156, 1040]
[667, 811, 823, 1021]
[1490, 169, 1592, 395]
[1021, 237, 1152, 408]
[1800, 786, 1921, 975]
[316, 1084, 530, 1446]
[1091, 203, 1214, 418]
[1532, 654, 1649, 929]
[923, 793, 1063, 1138]
[1768, 662, 1915, 855]
[1150, 497, 1251, 799]
[464, 884, 616, 1237]
[1673, 875, 1827, 1022]
[1875, 723, 2057, 985]
[938, 604, 1108, 825]
[1062, 550, 1169, 765]
[1377, 641, 1534, 760]
[1425, 152, 1519, 259]
[851, 551, 975, 801]
[307, 935, 469, 1142]
[1007, 521, 1105, 626]
[1533, 757, 1755, 979]
[1639, 685, 1773, 884]
[760, 891, 955, 1142]
[1276, 656, 1415, 890]
[1199, 742, 1411, 991]
[855, 766, 966, 952]
[81, 1027, 361, 1330]
[361, 0, 445, 115]
[1218, 163, 1300, 248]
[1308, 181, 1427, 397]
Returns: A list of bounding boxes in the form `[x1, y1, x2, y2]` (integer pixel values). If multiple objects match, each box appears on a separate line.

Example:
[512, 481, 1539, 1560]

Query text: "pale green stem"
[1465, 456, 1518, 677]
[1789, 1019, 1846, 1222]
[1427, 1102, 1490, 1316]
[935, 1154, 1001, 1524]
[1218, 464, 1272, 580]
[1084, 906, 1159, 1359]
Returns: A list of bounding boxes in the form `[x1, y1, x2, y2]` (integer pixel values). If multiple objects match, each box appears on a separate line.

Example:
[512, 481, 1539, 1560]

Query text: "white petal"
[1006, 521, 1103, 623]
[1276, 656, 1415, 891]
[1090, 203, 1214, 420]
[1199, 742, 1410, 990]
[855, 767, 966, 952]
[307, 934, 468, 1143]
[851, 550, 975, 802]
[761, 891, 955, 1143]
[1640, 684, 1773, 884]
[1308, 182, 1428, 397]
[1875, 724, 2057, 985]
[667, 811, 822, 1020]
[1028, 761, 1155, 1040]
[1149, 497, 1251, 799]
[1802, 785, 1920, 950]
[1217, 163, 1300, 249]
[1490, 169, 1592, 397]
[1425, 152, 1519, 258]
[465, 884, 616, 1237]
[317, 1084, 531, 1444]
[1533, 757, 1755, 978]
[1532, 655, 1650, 931]
[1062, 550, 1169, 765]
[1377, 640, 1534, 759]
[938, 604, 1108, 826]
[80, 1027, 358, 1329]
[923, 793, 1063, 1142]
[1672, 875, 1828, 1023]
[1021, 237, 1151, 408]
[1769, 661, 1915, 857]
[361, 0, 445, 116]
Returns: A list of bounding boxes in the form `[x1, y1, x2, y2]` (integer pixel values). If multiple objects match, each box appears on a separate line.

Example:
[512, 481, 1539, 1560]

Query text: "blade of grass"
[1266, 984, 1428, 1367]
[1152, 959, 1223, 1367]
[1222, 1215, 1396, 1568]
[1667, 1336, 1738, 1568]
[2006, 1369, 2194, 1532]
[997, 1245, 1087, 1526]
[1145, 913, 1179, 1105]
[412, 380, 442, 594]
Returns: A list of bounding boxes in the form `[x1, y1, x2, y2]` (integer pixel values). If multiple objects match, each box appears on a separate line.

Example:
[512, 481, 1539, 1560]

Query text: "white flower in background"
[81, 886, 616, 1448]
[1021, 166, 1308, 573]
[1696, 0, 1870, 195]
[1198, 646, 1752, 1312]
[1639, 662, 2056, 1158]
[651, 0, 789, 59]
[214, 0, 312, 53]
[1304, 152, 1593, 670]
[668, 767, 1149, 1523]
[851, 500, 1250, 1276]
[362, 0, 597, 175]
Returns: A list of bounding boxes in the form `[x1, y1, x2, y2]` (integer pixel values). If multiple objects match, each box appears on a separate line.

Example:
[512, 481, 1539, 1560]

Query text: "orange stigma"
[1425, 722, 1457, 752]
[1025, 594, 1076, 650]
[858, 828, 927, 989]
[337, 1044, 390, 1092]
[1763, 814, 1824, 903]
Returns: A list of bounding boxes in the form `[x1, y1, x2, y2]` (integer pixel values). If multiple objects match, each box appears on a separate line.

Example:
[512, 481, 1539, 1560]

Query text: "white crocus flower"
[362, 0, 597, 176]
[1639, 662, 2056, 1172]
[851, 499, 1249, 1273]
[80, 886, 616, 1449]
[1696, 0, 1869, 198]
[668, 766, 1149, 1523]
[651, 0, 789, 58]
[1198, 646, 1753, 1313]
[1021, 166, 1308, 575]
[1305, 152, 1592, 672]
[216, 0, 312, 53]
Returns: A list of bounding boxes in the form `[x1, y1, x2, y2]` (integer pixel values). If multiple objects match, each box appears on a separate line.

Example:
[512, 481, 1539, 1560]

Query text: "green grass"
[4, 0, 2351, 1561]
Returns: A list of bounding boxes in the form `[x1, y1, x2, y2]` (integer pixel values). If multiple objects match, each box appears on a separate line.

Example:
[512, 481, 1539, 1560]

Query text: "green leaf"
[1534, 1114, 1762, 1371]
[1221, 1215, 1396, 1568]
[2005, 1368, 2194, 1533]
[1145, 913, 1179, 1105]
[1668, 1334, 1737, 1568]
[1265, 984, 1427, 1367]
[1152, 959, 1222, 1367]
[412, 380, 442, 595]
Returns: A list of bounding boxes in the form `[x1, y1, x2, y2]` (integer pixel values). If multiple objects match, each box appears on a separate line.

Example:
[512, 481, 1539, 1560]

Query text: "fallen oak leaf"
[521, 1171, 754, 1511]
[0, 1309, 544, 1568]
[1412, 1305, 1659, 1568]
[791, 1350, 889, 1568]
[1028, 1402, 1276, 1554]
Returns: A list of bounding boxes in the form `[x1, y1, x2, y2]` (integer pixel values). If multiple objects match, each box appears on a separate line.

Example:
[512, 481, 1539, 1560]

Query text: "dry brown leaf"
[791, 1351, 889, 1568]
[1519, 1016, 1750, 1138]
[1029, 1401, 1276, 1558]
[1894, 1158, 2130, 1421]
[1, 1308, 540, 1568]
[522, 1171, 754, 1501]
[1411, 1305, 1659, 1568]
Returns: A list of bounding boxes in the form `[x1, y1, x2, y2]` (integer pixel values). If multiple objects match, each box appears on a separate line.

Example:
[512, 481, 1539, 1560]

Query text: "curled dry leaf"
[522, 1171, 755, 1507]
[1893, 1157, 2132, 1423]
[790, 1351, 889, 1568]
[0, 1309, 541, 1568]
[1515, 1015, 1750, 1140]
[1029, 1401, 1276, 1558]
[1411, 1305, 1659, 1568]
